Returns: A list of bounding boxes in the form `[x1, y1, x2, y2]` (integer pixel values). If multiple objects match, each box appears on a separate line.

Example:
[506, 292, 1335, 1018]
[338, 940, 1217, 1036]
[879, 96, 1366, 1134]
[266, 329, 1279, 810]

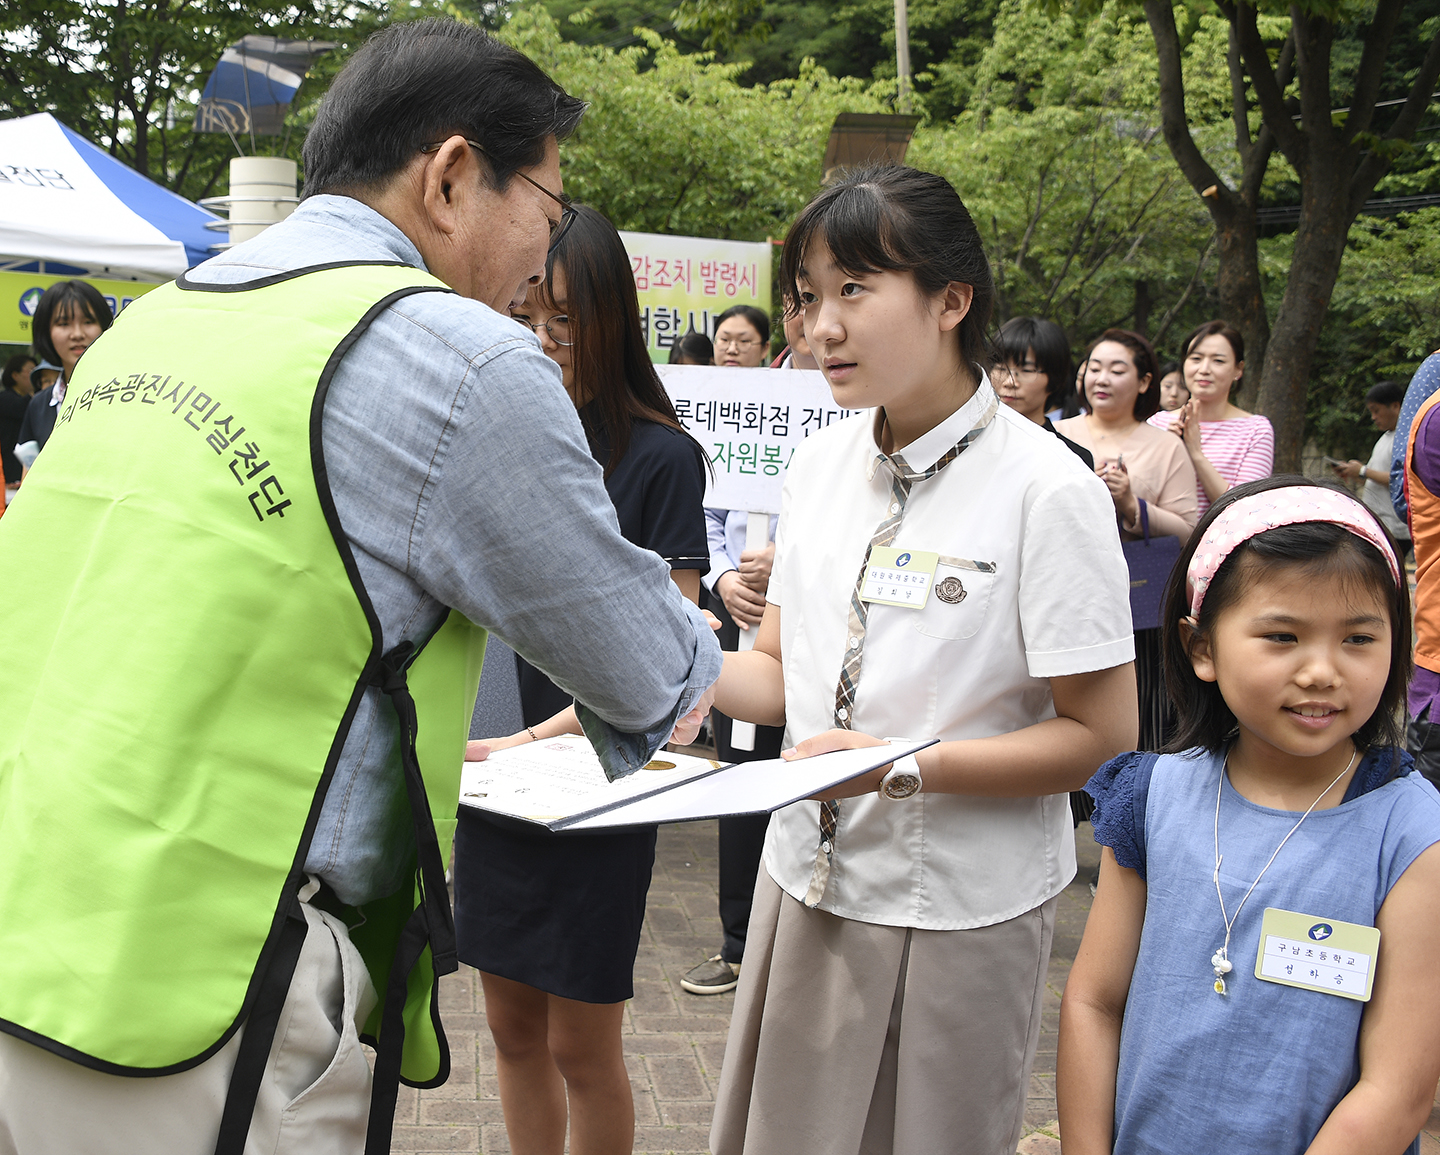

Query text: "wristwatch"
[877, 754, 923, 801]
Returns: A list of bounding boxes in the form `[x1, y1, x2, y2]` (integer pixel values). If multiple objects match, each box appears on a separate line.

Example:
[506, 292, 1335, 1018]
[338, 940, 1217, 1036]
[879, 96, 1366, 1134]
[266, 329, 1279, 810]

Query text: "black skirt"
[453, 808, 657, 1004]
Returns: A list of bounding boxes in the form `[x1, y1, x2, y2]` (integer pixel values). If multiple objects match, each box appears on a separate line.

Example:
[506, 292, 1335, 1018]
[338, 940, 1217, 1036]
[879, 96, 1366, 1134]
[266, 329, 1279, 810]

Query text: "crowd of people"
[2, 16, 1438, 1155]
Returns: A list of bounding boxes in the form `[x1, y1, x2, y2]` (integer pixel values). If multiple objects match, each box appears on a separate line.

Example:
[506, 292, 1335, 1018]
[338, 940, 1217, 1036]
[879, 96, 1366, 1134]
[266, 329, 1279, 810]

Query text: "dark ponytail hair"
[538, 205, 705, 478]
[1160, 475, 1411, 760]
[668, 330, 714, 365]
[780, 164, 994, 373]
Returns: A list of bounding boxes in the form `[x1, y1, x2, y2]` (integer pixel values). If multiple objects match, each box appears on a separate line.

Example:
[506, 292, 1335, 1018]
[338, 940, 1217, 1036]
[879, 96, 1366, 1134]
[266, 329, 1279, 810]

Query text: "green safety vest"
[0, 263, 487, 1149]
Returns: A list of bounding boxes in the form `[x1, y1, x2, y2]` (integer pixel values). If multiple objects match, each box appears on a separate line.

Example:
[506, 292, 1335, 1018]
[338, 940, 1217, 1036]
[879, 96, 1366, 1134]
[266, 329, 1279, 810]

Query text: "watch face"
[880, 771, 921, 800]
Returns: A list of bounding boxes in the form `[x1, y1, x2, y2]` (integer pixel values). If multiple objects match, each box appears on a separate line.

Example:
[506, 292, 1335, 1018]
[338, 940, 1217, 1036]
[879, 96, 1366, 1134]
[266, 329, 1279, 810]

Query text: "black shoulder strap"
[362, 627, 459, 1155]
[213, 893, 309, 1155]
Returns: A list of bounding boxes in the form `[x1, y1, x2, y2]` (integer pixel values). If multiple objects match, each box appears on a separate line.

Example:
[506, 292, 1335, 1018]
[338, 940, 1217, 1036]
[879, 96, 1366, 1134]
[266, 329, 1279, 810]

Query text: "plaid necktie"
[802, 393, 999, 907]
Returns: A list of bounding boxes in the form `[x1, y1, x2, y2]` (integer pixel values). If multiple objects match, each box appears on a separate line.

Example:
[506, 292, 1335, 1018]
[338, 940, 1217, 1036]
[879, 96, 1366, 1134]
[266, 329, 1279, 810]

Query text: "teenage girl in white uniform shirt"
[707, 165, 1138, 1155]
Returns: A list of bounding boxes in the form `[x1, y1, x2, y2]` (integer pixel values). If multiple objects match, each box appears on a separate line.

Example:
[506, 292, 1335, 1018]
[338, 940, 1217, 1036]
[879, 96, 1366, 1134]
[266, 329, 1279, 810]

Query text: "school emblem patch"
[936, 576, 966, 604]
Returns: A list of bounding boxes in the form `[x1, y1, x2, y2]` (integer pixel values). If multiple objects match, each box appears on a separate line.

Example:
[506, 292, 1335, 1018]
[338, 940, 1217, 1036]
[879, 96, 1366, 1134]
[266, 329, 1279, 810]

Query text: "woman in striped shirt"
[1149, 320, 1273, 513]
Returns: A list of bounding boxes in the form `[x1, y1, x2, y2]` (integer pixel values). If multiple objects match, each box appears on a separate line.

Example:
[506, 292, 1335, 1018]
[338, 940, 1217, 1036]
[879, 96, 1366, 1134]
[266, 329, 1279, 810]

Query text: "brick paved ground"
[399, 818, 1440, 1153]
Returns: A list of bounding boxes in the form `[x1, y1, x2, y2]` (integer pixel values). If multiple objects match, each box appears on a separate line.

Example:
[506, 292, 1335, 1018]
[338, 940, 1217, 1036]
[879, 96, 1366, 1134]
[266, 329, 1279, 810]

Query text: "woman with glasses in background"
[455, 204, 710, 1155]
[992, 316, 1092, 470]
[712, 305, 770, 368]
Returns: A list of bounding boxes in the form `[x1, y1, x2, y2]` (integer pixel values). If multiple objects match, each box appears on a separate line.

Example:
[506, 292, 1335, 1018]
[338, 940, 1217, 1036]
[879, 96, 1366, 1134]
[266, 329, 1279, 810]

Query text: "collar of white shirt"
[864, 374, 997, 481]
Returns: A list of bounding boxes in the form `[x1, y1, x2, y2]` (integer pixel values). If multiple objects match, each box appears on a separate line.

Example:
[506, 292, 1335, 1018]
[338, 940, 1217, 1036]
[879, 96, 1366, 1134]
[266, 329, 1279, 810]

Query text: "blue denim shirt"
[189, 195, 722, 904]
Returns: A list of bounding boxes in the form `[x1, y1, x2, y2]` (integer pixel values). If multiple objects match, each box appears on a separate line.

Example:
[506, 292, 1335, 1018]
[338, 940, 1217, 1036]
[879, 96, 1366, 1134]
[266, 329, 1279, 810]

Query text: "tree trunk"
[1133, 279, 1151, 336]
[1148, 0, 1440, 470]
[1142, 0, 1268, 400]
[1212, 207, 1268, 411]
[1255, 170, 1352, 472]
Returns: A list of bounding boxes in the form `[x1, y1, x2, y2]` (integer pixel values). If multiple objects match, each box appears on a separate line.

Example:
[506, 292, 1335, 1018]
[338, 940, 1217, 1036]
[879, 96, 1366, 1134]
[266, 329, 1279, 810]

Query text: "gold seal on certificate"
[460, 734, 938, 832]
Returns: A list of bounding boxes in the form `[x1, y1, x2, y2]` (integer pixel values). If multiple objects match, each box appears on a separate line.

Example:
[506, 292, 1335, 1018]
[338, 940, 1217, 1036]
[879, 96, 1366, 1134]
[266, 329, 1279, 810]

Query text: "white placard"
[657, 364, 865, 515]
[459, 734, 936, 832]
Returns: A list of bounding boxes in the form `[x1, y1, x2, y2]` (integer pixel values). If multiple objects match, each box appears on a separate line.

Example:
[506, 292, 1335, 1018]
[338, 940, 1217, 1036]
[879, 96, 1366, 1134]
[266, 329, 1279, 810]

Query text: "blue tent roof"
[194, 36, 333, 138]
[59, 121, 221, 268]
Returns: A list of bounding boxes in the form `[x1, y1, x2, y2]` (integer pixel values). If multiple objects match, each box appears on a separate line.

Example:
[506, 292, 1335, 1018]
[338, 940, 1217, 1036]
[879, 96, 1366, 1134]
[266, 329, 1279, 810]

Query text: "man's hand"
[786, 728, 895, 800]
[737, 541, 775, 591]
[670, 680, 718, 747]
[1332, 459, 1364, 481]
[716, 570, 766, 629]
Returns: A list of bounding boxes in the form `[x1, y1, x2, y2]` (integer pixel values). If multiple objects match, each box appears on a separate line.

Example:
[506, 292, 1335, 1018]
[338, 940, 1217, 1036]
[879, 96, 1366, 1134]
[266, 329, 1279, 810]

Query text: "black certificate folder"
[459, 735, 938, 832]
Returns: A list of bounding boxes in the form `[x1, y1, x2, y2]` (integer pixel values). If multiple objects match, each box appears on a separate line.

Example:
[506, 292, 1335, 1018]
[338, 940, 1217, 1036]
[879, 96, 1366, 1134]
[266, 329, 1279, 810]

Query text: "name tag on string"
[1254, 907, 1380, 1002]
[861, 548, 939, 609]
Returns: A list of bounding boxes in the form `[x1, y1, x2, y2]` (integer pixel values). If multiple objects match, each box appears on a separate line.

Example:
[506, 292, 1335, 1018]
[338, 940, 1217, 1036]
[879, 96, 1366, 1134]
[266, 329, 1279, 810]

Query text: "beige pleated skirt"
[710, 867, 1057, 1155]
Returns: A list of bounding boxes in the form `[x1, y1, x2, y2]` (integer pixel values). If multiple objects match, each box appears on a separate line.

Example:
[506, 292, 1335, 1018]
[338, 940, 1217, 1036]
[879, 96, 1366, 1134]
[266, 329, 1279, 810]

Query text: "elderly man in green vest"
[0, 20, 721, 1155]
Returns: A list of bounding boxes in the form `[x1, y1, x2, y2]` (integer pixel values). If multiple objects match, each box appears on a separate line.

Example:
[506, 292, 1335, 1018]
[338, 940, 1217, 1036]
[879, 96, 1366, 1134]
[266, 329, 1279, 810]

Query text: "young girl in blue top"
[1059, 475, 1440, 1154]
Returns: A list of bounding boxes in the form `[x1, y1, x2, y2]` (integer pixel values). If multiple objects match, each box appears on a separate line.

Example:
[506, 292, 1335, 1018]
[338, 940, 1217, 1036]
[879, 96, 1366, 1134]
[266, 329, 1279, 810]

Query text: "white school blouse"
[764, 382, 1135, 930]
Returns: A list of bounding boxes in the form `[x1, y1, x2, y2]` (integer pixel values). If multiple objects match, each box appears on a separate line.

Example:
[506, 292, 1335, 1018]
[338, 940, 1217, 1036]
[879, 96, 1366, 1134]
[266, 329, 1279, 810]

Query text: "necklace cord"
[1212, 745, 1359, 967]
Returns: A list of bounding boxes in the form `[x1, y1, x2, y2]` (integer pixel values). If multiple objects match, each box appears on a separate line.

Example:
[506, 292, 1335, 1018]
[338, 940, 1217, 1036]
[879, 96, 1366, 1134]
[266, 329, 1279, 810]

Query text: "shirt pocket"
[912, 556, 997, 640]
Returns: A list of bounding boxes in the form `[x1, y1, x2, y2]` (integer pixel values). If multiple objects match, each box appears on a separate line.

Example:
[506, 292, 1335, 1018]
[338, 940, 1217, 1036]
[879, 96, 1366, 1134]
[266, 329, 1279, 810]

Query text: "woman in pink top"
[1149, 320, 1273, 513]
[1056, 330, 1198, 545]
[1058, 330, 1197, 753]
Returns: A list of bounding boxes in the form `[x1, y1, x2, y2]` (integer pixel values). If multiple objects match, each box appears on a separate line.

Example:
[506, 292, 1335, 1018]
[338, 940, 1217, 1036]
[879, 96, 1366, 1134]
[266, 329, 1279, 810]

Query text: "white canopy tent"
[0, 112, 221, 282]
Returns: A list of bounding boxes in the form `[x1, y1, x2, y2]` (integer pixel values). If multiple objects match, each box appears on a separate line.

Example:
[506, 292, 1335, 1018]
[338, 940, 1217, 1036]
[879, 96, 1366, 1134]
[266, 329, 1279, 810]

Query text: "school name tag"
[1253, 907, 1380, 1002]
[861, 548, 939, 609]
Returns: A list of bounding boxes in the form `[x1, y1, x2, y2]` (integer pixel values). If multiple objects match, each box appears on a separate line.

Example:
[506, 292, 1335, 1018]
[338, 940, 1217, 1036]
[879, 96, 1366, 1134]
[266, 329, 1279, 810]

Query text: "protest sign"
[1, 271, 158, 345]
[618, 230, 772, 364]
[656, 363, 863, 515]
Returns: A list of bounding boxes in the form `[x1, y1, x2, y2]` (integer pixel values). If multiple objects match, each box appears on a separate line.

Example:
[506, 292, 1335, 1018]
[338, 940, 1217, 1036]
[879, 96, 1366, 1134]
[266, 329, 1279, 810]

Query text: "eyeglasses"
[993, 362, 1045, 382]
[513, 313, 573, 347]
[714, 332, 761, 350]
[420, 138, 577, 250]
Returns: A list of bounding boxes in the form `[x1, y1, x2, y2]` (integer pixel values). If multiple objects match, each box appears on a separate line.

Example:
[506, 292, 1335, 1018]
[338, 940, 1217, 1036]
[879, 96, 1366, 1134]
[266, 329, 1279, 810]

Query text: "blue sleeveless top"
[1086, 746, 1440, 1154]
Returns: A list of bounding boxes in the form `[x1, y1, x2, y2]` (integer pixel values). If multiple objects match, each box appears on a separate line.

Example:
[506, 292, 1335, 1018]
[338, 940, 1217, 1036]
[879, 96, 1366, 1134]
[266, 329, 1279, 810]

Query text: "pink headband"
[1186, 486, 1402, 616]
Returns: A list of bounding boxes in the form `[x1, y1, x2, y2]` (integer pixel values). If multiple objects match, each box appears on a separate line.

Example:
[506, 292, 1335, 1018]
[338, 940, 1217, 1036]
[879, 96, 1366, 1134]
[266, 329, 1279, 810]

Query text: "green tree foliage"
[1138, 0, 1440, 469]
[0, 0, 432, 201]
[12, 0, 1440, 468]
[534, 0, 998, 119]
[499, 6, 890, 240]
[908, 0, 1215, 349]
[1273, 209, 1440, 457]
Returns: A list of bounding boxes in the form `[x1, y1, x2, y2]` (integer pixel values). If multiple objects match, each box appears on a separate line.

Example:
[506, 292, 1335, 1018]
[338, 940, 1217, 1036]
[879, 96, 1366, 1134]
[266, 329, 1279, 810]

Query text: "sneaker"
[681, 954, 741, 995]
